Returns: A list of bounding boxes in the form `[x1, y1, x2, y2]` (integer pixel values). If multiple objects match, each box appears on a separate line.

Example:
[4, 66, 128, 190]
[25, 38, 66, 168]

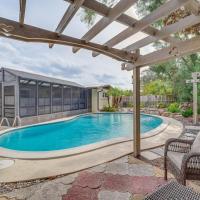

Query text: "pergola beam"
[49, 0, 84, 48]
[93, 0, 189, 57]
[0, 17, 136, 63]
[19, 0, 26, 26]
[124, 14, 200, 52]
[123, 36, 200, 70]
[72, 0, 137, 53]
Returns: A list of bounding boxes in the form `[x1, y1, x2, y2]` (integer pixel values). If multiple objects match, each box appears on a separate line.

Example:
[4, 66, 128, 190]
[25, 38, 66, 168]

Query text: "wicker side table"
[145, 181, 200, 200]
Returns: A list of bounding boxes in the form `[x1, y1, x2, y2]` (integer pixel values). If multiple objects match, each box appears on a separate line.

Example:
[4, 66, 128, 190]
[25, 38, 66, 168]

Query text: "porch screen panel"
[19, 80, 37, 117]
[71, 87, 79, 110]
[4, 85, 15, 118]
[87, 89, 92, 112]
[38, 82, 51, 115]
[0, 83, 2, 117]
[52, 84, 62, 113]
[63, 86, 71, 111]
[79, 88, 87, 109]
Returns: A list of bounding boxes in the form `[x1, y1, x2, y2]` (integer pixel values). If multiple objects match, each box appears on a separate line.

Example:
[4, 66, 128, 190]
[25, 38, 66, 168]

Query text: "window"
[79, 89, 87, 109]
[52, 84, 62, 113]
[63, 86, 71, 111]
[38, 82, 51, 115]
[71, 87, 79, 110]
[19, 79, 37, 117]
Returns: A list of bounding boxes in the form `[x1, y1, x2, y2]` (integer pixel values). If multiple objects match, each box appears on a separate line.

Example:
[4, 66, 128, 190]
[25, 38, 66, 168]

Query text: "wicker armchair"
[164, 133, 200, 185]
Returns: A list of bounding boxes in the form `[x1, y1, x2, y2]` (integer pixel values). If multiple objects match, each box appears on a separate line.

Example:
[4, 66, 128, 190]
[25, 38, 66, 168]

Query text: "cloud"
[0, 0, 141, 89]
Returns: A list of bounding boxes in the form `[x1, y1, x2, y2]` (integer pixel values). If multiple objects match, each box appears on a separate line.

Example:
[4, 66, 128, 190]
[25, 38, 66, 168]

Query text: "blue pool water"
[0, 113, 162, 151]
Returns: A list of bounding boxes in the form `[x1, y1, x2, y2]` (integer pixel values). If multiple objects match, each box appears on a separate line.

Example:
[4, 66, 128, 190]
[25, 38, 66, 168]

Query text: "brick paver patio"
[1, 152, 200, 200]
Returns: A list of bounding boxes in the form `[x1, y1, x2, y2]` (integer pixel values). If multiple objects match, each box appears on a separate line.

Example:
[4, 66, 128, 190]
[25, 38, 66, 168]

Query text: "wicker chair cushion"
[167, 151, 185, 169]
[191, 132, 200, 153]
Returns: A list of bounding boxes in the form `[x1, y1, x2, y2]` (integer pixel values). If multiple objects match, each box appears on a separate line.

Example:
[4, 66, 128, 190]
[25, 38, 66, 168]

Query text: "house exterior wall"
[98, 89, 110, 110]
[92, 88, 110, 112]
[20, 109, 89, 126]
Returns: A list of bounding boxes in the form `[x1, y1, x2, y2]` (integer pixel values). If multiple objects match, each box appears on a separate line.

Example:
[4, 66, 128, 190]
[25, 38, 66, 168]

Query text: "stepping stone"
[87, 164, 106, 173]
[73, 172, 104, 189]
[132, 194, 145, 200]
[185, 126, 200, 130]
[128, 156, 146, 165]
[110, 156, 128, 164]
[53, 173, 78, 185]
[128, 164, 154, 176]
[141, 151, 161, 160]
[62, 186, 99, 200]
[98, 190, 131, 200]
[105, 163, 129, 175]
[150, 148, 164, 157]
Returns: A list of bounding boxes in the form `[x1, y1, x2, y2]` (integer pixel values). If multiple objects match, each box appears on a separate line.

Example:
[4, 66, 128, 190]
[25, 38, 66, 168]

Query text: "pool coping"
[0, 113, 168, 160]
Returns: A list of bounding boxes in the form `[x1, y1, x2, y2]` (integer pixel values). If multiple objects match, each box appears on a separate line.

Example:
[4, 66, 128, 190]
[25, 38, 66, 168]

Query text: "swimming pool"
[0, 113, 163, 151]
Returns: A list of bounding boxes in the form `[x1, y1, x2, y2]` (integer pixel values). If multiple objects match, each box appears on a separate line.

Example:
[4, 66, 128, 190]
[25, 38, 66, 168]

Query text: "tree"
[80, 0, 200, 105]
[80, 0, 117, 26]
[106, 87, 132, 108]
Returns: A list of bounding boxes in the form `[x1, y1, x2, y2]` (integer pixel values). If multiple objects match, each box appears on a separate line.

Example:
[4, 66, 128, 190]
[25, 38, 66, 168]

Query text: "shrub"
[167, 103, 180, 113]
[101, 106, 116, 112]
[140, 102, 145, 108]
[157, 102, 167, 109]
[181, 108, 193, 118]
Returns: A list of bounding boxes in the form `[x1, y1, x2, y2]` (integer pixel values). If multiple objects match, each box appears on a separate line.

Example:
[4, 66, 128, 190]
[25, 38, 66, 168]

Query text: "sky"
[0, 0, 154, 89]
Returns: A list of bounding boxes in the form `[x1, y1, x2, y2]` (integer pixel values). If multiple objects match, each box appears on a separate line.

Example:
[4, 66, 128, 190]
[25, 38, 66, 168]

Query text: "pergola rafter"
[19, 0, 26, 26]
[92, 0, 191, 57]
[72, 0, 138, 53]
[0, 0, 200, 157]
[65, 0, 179, 45]
[49, 0, 85, 48]
[124, 14, 200, 52]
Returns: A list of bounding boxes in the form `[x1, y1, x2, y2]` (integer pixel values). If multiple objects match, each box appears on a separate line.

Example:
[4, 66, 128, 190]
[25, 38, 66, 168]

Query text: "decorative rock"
[98, 190, 131, 200]
[30, 183, 69, 200]
[2, 183, 43, 200]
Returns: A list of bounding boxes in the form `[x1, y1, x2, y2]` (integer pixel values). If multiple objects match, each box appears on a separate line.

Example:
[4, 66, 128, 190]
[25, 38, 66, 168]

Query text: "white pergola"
[0, 0, 200, 157]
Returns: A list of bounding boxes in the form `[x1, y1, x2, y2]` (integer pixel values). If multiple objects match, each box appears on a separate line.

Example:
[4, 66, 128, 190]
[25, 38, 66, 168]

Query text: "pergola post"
[192, 73, 198, 124]
[132, 67, 140, 157]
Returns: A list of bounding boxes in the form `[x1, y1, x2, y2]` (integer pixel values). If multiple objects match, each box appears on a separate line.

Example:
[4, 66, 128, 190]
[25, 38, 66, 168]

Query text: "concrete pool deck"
[0, 116, 183, 182]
